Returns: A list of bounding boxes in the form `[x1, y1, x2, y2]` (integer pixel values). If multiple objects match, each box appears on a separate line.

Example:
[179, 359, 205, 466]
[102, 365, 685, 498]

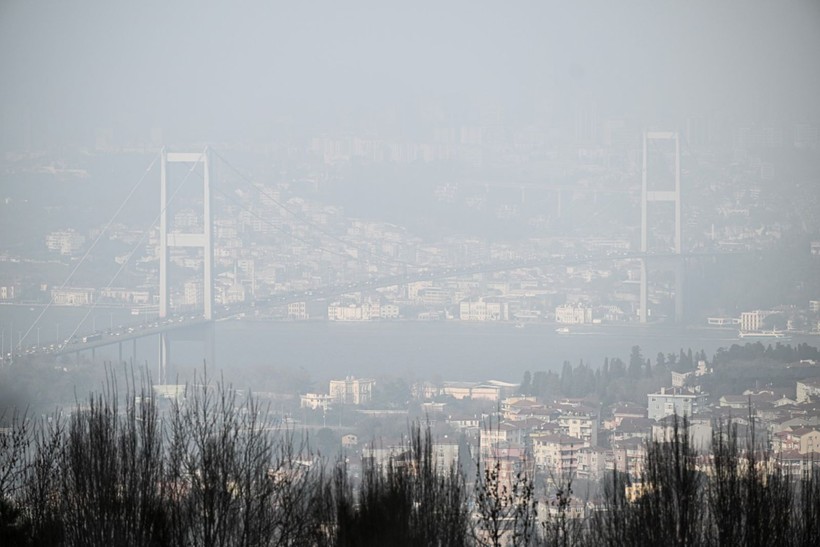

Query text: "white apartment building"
[300, 393, 332, 411]
[288, 302, 308, 320]
[558, 409, 599, 446]
[98, 288, 151, 305]
[531, 433, 582, 476]
[740, 310, 765, 332]
[647, 387, 708, 421]
[329, 377, 375, 405]
[51, 288, 94, 306]
[217, 281, 246, 305]
[184, 280, 203, 308]
[418, 287, 450, 305]
[442, 382, 475, 400]
[432, 443, 460, 474]
[45, 230, 86, 255]
[407, 281, 433, 301]
[441, 380, 516, 402]
[796, 378, 820, 403]
[328, 302, 381, 321]
[554, 304, 593, 324]
[459, 299, 509, 321]
[480, 422, 527, 459]
[612, 438, 646, 478]
[470, 384, 503, 401]
[576, 446, 608, 480]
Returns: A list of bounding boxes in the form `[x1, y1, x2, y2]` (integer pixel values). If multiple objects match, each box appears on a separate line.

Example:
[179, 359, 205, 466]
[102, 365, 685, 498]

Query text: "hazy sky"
[2, 0, 819, 147]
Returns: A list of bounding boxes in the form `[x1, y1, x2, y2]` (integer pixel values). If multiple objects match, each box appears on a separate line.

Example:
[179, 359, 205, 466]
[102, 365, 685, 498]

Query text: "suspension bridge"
[7, 133, 712, 378]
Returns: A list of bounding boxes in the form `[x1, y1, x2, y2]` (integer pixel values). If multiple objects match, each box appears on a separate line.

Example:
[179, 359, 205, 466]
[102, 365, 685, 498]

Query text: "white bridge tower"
[158, 148, 214, 380]
[640, 132, 683, 323]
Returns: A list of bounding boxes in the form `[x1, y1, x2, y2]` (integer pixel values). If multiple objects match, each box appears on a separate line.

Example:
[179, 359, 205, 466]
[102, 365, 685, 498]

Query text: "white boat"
[738, 329, 790, 340]
[555, 327, 570, 334]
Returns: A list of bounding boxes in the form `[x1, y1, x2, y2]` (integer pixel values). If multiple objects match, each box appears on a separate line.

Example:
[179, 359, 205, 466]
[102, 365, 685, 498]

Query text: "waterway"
[3, 304, 815, 385]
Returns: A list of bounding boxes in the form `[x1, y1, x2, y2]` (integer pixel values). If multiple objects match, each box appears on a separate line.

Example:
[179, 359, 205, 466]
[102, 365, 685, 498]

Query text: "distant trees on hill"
[520, 342, 820, 406]
[713, 341, 820, 366]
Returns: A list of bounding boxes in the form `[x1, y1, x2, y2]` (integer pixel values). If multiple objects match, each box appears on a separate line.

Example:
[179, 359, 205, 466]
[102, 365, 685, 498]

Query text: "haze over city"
[1, 1, 820, 545]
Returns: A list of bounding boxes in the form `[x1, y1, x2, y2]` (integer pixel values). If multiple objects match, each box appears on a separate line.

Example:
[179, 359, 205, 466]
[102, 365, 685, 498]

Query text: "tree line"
[520, 342, 820, 406]
[2, 370, 820, 546]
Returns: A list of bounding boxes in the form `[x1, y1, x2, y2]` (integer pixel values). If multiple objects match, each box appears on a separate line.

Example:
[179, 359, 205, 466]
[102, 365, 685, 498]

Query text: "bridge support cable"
[18, 153, 160, 350]
[62, 155, 203, 351]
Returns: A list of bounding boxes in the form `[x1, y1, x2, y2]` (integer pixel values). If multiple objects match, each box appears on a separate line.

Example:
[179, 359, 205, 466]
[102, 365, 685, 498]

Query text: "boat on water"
[555, 327, 571, 334]
[738, 329, 790, 340]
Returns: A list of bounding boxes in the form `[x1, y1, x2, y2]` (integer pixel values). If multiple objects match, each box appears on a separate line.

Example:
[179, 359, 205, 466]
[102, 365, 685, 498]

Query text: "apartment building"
[647, 387, 708, 421]
[329, 376, 375, 405]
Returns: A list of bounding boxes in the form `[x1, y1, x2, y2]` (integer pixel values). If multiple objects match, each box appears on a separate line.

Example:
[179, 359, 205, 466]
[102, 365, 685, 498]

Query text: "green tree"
[560, 361, 573, 395]
[520, 371, 532, 396]
[656, 352, 666, 370]
[628, 346, 644, 378]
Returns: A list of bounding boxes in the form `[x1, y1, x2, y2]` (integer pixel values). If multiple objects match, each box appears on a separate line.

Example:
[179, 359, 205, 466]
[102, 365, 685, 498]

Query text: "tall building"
[740, 310, 765, 332]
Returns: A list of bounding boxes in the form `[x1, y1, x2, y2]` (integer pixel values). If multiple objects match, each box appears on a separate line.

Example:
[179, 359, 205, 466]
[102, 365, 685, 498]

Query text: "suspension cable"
[62, 154, 202, 345]
[18, 153, 160, 349]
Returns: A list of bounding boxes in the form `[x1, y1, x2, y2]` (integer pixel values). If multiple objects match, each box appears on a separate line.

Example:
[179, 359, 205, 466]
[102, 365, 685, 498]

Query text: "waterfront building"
[288, 301, 308, 320]
[740, 310, 765, 332]
[459, 298, 509, 321]
[51, 287, 95, 306]
[554, 304, 592, 324]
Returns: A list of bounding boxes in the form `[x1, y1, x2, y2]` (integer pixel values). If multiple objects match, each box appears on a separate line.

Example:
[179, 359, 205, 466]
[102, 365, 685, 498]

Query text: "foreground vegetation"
[1, 369, 819, 546]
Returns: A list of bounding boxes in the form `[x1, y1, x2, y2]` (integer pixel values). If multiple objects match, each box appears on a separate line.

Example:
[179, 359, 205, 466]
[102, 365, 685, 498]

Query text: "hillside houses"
[450, 372, 820, 484]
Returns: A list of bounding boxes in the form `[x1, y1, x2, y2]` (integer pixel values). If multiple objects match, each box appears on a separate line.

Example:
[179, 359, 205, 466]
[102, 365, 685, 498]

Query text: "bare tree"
[21, 411, 65, 545]
[473, 416, 537, 547]
[58, 369, 167, 547]
[335, 421, 469, 546]
[541, 469, 583, 547]
[0, 408, 33, 543]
